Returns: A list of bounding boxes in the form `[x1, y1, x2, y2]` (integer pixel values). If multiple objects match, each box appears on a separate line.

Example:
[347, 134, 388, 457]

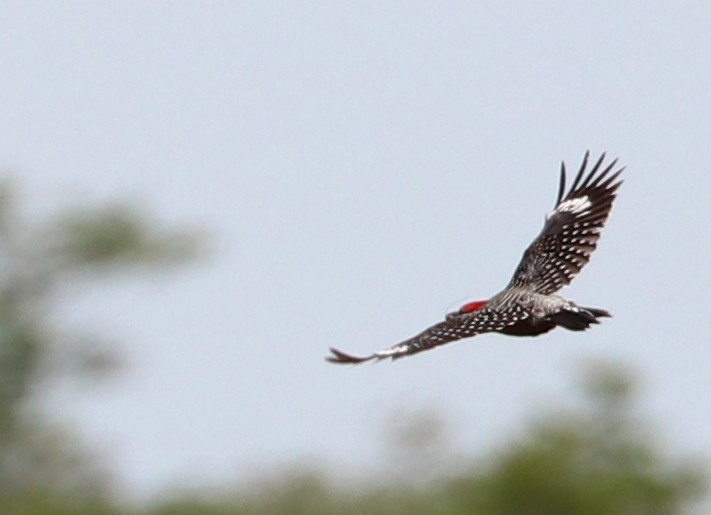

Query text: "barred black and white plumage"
[508, 152, 623, 295]
[327, 152, 623, 365]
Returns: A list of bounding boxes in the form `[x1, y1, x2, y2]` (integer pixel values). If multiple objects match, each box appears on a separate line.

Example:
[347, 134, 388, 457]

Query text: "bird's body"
[327, 152, 623, 364]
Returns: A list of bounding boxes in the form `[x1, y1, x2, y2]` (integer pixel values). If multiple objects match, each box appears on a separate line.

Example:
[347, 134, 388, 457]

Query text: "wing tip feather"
[556, 161, 567, 206]
[326, 347, 376, 365]
[563, 151, 623, 200]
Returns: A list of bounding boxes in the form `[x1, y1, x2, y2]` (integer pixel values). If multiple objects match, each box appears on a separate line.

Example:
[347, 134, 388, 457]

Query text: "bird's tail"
[550, 306, 611, 331]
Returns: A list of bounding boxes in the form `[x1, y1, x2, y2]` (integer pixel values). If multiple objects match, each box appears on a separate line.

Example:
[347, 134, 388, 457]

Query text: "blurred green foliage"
[0, 182, 706, 514]
[0, 182, 200, 512]
[149, 362, 706, 515]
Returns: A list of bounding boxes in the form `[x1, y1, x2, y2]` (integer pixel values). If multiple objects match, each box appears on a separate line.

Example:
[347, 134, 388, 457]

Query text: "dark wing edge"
[326, 307, 517, 365]
[326, 347, 377, 364]
[507, 151, 624, 295]
[326, 319, 459, 365]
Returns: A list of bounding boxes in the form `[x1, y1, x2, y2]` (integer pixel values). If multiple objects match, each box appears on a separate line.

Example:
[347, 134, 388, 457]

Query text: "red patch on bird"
[460, 300, 486, 313]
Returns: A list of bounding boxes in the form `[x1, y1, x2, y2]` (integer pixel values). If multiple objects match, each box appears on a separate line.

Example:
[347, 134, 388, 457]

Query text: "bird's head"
[445, 298, 487, 319]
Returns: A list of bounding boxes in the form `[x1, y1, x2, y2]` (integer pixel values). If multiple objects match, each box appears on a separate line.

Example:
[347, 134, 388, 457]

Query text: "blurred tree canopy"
[0, 181, 200, 512]
[152, 362, 707, 515]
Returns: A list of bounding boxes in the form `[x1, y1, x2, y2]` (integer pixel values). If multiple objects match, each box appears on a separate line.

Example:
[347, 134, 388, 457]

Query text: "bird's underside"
[327, 151, 623, 364]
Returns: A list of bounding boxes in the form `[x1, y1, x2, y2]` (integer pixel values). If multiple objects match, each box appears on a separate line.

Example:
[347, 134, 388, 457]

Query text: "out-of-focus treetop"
[0, 180, 201, 509]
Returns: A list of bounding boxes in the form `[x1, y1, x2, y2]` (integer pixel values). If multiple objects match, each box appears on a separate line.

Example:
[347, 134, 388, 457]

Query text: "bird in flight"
[327, 151, 623, 364]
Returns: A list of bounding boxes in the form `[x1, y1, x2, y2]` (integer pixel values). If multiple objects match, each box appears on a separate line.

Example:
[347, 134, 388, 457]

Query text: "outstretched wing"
[507, 151, 623, 295]
[327, 305, 526, 364]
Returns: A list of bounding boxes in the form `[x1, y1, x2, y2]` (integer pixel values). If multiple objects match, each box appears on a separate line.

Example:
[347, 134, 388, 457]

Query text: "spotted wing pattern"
[507, 152, 623, 295]
[327, 305, 529, 364]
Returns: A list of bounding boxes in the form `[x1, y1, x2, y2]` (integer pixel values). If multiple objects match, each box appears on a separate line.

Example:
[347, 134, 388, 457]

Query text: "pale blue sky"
[2, 2, 710, 500]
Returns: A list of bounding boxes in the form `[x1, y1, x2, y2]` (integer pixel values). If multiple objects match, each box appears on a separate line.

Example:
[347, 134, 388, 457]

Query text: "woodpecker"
[327, 151, 623, 364]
